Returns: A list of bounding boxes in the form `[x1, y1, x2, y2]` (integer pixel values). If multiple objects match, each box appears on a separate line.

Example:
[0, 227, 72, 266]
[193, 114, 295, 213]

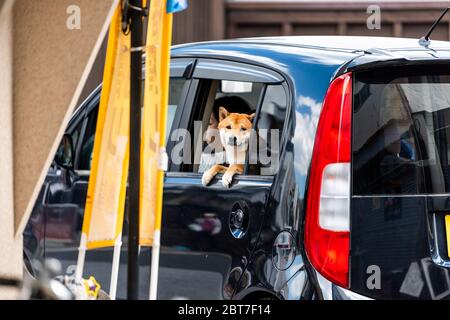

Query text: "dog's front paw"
[222, 172, 233, 188]
[202, 171, 214, 186]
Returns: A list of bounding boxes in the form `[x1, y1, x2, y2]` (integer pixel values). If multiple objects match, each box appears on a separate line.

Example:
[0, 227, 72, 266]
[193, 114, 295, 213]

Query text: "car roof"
[174, 36, 450, 53]
[172, 36, 450, 77]
[229, 36, 450, 52]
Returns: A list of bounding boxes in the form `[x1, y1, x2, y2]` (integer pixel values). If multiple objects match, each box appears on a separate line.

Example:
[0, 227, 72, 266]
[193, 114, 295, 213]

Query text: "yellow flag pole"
[75, 2, 130, 301]
[144, 0, 173, 300]
[141, 0, 183, 300]
[149, 12, 172, 301]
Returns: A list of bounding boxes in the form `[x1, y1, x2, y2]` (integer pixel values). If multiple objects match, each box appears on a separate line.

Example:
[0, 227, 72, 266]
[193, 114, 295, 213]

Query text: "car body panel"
[24, 36, 450, 300]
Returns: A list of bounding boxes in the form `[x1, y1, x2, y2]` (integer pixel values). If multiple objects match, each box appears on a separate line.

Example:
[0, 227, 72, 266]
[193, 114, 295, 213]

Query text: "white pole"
[109, 233, 122, 300]
[75, 233, 87, 282]
[149, 229, 161, 300]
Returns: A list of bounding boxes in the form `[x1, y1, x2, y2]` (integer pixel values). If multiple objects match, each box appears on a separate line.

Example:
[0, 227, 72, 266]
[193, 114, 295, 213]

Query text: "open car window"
[177, 76, 288, 176]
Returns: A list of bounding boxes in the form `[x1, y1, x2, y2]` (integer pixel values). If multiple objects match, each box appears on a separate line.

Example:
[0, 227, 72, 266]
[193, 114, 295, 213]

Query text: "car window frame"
[66, 105, 88, 171]
[64, 85, 103, 171]
[165, 76, 194, 171]
[249, 82, 291, 175]
[69, 116, 87, 171]
[169, 57, 291, 181]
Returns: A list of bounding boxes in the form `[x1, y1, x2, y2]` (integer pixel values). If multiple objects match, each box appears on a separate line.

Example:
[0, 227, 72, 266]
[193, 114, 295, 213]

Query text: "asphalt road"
[47, 247, 227, 300]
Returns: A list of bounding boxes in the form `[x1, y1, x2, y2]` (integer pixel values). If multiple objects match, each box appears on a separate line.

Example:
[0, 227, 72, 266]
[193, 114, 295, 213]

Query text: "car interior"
[182, 78, 287, 177]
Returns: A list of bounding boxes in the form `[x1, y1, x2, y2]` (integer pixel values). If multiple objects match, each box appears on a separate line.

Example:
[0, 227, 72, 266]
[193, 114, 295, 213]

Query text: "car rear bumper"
[314, 271, 372, 300]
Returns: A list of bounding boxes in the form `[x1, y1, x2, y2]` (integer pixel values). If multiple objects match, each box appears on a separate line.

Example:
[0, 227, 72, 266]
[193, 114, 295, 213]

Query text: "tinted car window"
[167, 78, 188, 139]
[254, 84, 287, 175]
[353, 66, 450, 195]
[78, 108, 98, 170]
[76, 78, 187, 171]
[70, 122, 82, 156]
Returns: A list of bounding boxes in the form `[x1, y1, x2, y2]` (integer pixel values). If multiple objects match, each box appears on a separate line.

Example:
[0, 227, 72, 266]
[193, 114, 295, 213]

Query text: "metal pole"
[75, 233, 87, 282]
[109, 234, 122, 300]
[127, 0, 143, 300]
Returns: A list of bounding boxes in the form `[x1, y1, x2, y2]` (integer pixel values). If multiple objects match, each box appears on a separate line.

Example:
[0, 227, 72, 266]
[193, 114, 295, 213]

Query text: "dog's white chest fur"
[224, 145, 247, 165]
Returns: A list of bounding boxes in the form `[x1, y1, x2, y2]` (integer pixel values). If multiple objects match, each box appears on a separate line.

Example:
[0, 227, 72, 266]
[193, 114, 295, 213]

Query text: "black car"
[24, 36, 450, 300]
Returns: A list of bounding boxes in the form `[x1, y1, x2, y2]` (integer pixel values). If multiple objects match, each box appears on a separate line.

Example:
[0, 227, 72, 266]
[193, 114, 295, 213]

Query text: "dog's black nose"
[229, 136, 237, 145]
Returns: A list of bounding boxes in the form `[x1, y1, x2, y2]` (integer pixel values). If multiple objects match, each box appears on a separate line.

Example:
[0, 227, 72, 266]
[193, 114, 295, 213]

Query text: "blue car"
[24, 36, 450, 300]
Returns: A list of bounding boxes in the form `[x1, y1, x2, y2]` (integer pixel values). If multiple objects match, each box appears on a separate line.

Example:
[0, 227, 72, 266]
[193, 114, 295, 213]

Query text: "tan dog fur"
[202, 106, 255, 188]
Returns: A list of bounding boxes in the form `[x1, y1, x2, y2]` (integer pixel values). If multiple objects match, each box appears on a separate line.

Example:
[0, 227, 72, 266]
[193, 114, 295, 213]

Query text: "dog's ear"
[219, 106, 229, 122]
[247, 113, 256, 122]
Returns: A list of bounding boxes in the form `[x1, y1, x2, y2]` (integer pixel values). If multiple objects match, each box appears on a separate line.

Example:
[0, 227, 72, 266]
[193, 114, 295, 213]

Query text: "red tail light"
[304, 73, 352, 288]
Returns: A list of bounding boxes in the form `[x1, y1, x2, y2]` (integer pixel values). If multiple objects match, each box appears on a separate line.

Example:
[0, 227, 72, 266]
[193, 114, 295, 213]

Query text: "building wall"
[0, 0, 21, 299]
[226, 1, 450, 40]
[170, 1, 450, 43]
[173, 0, 225, 44]
[79, 0, 226, 103]
[0, 2, 115, 300]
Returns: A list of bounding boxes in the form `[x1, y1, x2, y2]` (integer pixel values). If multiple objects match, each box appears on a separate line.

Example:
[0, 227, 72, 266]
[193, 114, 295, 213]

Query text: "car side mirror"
[55, 134, 74, 169]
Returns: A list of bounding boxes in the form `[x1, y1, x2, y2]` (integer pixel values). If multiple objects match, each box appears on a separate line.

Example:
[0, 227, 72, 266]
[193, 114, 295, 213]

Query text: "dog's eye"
[240, 127, 247, 132]
[226, 125, 232, 130]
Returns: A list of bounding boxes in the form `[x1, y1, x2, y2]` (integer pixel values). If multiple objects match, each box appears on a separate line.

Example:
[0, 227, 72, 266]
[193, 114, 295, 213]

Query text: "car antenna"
[419, 7, 450, 47]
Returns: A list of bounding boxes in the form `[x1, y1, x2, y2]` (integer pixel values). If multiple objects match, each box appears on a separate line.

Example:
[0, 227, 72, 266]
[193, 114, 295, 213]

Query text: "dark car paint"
[169, 41, 355, 300]
[24, 36, 450, 300]
[349, 65, 450, 300]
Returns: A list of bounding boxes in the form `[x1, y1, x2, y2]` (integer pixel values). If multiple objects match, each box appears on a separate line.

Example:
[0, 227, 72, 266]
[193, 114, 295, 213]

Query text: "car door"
[37, 59, 194, 298]
[23, 95, 93, 270]
[159, 58, 287, 300]
[42, 90, 102, 274]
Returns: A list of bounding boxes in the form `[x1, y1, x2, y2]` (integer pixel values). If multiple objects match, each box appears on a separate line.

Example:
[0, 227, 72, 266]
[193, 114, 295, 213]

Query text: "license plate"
[446, 215, 450, 258]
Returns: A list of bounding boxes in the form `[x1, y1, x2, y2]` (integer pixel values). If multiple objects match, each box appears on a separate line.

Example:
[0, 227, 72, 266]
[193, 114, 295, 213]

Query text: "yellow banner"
[140, 0, 173, 246]
[446, 215, 450, 258]
[82, 5, 130, 250]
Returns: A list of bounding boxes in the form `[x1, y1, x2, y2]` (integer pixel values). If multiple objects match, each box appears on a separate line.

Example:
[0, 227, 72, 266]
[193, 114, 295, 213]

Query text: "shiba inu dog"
[202, 106, 255, 188]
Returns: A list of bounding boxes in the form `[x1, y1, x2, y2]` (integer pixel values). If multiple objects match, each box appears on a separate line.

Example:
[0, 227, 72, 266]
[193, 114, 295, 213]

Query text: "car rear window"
[353, 65, 450, 195]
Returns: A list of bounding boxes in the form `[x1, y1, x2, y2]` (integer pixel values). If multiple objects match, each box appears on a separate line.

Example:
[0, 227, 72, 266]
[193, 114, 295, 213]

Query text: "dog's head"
[218, 106, 255, 147]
